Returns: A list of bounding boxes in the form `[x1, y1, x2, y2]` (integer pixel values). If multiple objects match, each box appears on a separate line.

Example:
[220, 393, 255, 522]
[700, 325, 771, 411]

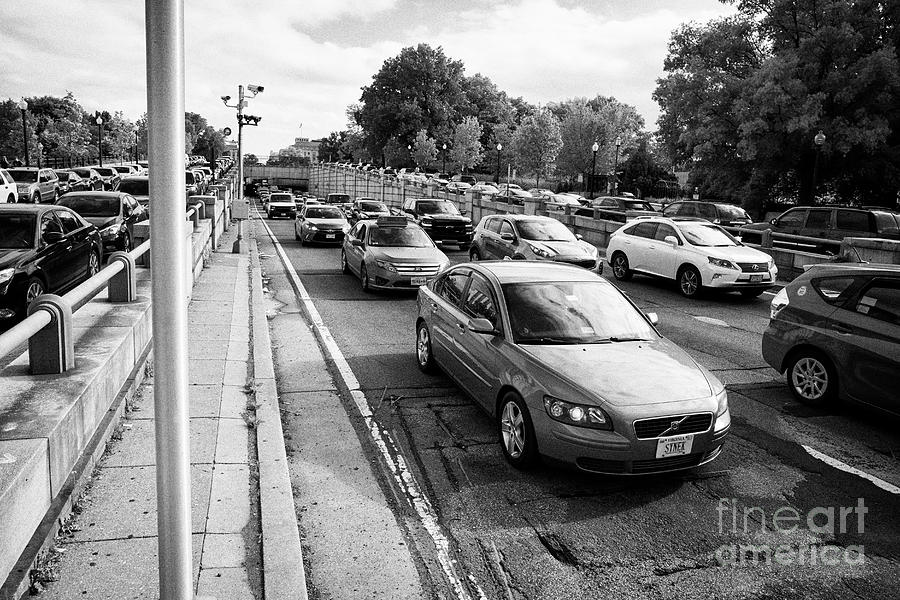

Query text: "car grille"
[737, 262, 769, 273]
[428, 224, 469, 238]
[631, 454, 705, 474]
[311, 231, 344, 242]
[393, 263, 442, 276]
[554, 257, 596, 269]
[633, 413, 713, 439]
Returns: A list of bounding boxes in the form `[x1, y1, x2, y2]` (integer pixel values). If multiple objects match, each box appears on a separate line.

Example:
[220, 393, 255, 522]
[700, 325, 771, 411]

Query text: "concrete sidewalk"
[31, 221, 304, 599]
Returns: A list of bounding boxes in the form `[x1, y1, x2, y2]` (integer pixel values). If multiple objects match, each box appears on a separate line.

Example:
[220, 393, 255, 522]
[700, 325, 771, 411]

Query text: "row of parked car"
[0, 163, 148, 205]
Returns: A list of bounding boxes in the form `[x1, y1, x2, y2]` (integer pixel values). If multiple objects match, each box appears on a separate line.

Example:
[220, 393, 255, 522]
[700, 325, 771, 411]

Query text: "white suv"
[606, 216, 777, 298]
[0, 169, 19, 203]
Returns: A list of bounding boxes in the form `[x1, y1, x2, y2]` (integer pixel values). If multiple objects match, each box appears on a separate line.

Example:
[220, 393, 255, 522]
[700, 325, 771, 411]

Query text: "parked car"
[57, 191, 147, 253]
[544, 194, 584, 210]
[266, 192, 297, 219]
[470, 214, 601, 271]
[295, 204, 349, 245]
[528, 188, 555, 198]
[576, 196, 659, 222]
[742, 206, 900, 252]
[401, 197, 474, 249]
[470, 183, 499, 196]
[341, 216, 449, 291]
[184, 170, 202, 198]
[450, 174, 477, 186]
[495, 186, 534, 205]
[762, 263, 900, 412]
[445, 181, 472, 192]
[111, 165, 138, 179]
[414, 261, 730, 472]
[70, 167, 104, 191]
[55, 170, 91, 196]
[347, 198, 390, 225]
[606, 216, 777, 298]
[91, 166, 121, 191]
[0, 169, 19, 204]
[7, 167, 61, 203]
[117, 176, 150, 205]
[662, 201, 753, 227]
[0, 204, 103, 325]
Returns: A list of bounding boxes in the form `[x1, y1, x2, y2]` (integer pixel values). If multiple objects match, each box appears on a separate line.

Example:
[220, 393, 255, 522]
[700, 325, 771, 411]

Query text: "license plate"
[410, 276, 427, 286]
[325, 233, 335, 239]
[656, 434, 693, 459]
[749, 274, 762, 282]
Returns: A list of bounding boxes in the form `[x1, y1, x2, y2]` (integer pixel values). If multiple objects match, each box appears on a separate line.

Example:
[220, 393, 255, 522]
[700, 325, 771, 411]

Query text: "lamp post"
[17, 99, 29, 167]
[812, 130, 826, 201]
[495, 143, 502, 184]
[612, 136, 622, 195]
[96, 115, 104, 167]
[442, 143, 447, 175]
[590, 141, 599, 199]
[408, 144, 413, 169]
[134, 131, 139, 163]
[37, 142, 43, 169]
[223, 84, 264, 253]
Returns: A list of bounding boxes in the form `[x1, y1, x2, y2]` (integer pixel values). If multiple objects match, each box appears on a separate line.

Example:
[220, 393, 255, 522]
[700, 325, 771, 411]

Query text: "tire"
[6, 195, 12, 204]
[340, 250, 350, 274]
[677, 265, 702, 298]
[498, 393, 539, 469]
[87, 250, 101, 279]
[740, 288, 765, 298]
[295, 225, 301, 241]
[53, 189, 60, 203]
[31, 193, 40, 204]
[360, 262, 371, 293]
[611, 251, 632, 281]
[469, 248, 481, 261]
[786, 349, 837, 406]
[24, 277, 45, 306]
[415, 321, 437, 374]
[120, 232, 132, 252]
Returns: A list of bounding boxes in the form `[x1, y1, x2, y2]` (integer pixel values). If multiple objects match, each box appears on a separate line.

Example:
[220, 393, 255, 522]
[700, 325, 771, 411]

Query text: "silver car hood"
[527, 239, 595, 256]
[368, 246, 446, 263]
[520, 338, 713, 406]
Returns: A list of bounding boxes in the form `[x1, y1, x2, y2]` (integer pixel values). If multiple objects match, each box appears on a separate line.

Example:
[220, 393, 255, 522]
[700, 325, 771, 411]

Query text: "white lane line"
[256, 214, 483, 600]
[692, 315, 730, 328]
[802, 445, 900, 495]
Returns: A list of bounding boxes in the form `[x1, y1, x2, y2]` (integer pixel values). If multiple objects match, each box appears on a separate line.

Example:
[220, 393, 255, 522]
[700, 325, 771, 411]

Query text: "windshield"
[72, 169, 91, 177]
[327, 194, 350, 204]
[0, 214, 36, 248]
[417, 200, 459, 215]
[678, 222, 739, 247]
[717, 205, 750, 220]
[359, 201, 387, 212]
[306, 207, 344, 219]
[516, 219, 576, 242]
[118, 180, 148, 195]
[113, 166, 131, 173]
[625, 201, 654, 210]
[8, 169, 38, 183]
[503, 281, 658, 344]
[369, 226, 433, 247]
[57, 196, 120, 216]
[94, 168, 115, 176]
[270, 194, 292, 202]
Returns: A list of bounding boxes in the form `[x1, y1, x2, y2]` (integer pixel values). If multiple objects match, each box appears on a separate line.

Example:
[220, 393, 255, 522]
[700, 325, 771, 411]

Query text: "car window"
[854, 279, 900, 325]
[356, 224, 367, 242]
[485, 217, 501, 233]
[777, 209, 806, 226]
[678, 203, 698, 217]
[654, 223, 679, 242]
[56, 210, 84, 233]
[631, 222, 658, 239]
[836, 210, 872, 232]
[599, 199, 617, 207]
[806, 209, 831, 229]
[437, 270, 470, 307]
[662, 203, 681, 217]
[811, 276, 860, 305]
[41, 212, 64, 239]
[499, 221, 514, 237]
[463, 273, 499, 330]
[873, 212, 900, 236]
[0, 213, 36, 248]
[697, 203, 717, 219]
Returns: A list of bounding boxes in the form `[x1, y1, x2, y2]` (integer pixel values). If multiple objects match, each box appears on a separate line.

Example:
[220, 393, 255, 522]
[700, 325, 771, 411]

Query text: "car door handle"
[430, 302, 439, 312]
[456, 322, 466, 331]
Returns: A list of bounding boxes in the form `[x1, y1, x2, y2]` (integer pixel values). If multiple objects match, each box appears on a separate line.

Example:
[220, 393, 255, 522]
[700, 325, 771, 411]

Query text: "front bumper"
[551, 255, 602, 272]
[268, 207, 296, 218]
[369, 264, 442, 290]
[704, 265, 778, 289]
[302, 229, 345, 244]
[421, 224, 473, 245]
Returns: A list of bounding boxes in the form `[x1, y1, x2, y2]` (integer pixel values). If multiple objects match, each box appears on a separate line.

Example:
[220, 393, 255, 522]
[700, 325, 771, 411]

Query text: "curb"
[248, 232, 309, 600]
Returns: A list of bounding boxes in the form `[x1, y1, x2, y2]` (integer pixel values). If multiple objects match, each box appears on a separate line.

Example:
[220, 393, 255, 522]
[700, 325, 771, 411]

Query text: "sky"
[0, 0, 736, 157]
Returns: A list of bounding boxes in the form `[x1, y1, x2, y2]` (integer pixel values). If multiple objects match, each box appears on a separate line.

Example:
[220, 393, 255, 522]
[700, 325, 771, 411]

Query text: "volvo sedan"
[415, 261, 730, 474]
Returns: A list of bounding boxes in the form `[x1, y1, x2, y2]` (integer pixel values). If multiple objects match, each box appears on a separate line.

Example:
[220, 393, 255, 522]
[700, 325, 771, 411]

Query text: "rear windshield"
[57, 196, 120, 216]
[94, 167, 116, 176]
[327, 194, 350, 203]
[7, 169, 38, 183]
[0, 214, 36, 248]
[270, 193, 293, 202]
[359, 201, 387, 212]
[113, 166, 132, 173]
[416, 200, 459, 215]
[118, 180, 149, 195]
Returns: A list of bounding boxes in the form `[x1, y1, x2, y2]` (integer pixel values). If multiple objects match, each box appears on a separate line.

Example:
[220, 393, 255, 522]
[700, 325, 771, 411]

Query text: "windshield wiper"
[526, 336, 585, 344]
[603, 336, 650, 343]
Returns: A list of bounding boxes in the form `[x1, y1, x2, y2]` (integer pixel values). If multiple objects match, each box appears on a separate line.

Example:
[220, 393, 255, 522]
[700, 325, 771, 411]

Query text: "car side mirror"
[575, 233, 584, 240]
[500, 232, 515, 242]
[664, 235, 679, 246]
[468, 318, 497, 335]
[646, 312, 659, 325]
[43, 231, 65, 244]
[351, 238, 364, 247]
[770, 218, 777, 225]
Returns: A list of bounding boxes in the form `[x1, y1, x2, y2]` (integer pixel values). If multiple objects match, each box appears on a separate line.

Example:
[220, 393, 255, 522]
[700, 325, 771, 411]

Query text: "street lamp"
[223, 83, 264, 253]
[17, 99, 29, 167]
[37, 142, 43, 169]
[96, 115, 104, 167]
[812, 130, 826, 201]
[442, 143, 447, 175]
[495, 143, 502, 184]
[612, 136, 622, 195]
[408, 144, 413, 169]
[590, 141, 599, 199]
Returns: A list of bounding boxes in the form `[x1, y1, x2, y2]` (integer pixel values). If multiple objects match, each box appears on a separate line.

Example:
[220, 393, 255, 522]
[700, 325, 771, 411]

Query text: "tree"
[184, 112, 209, 155]
[512, 109, 562, 188]
[244, 154, 259, 166]
[459, 73, 516, 148]
[191, 126, 226, 163]
[318, 131, 348, 162]
[450, 116, 483, 173]
[412, 129, 438, 169]
[619, 135, 675, 198]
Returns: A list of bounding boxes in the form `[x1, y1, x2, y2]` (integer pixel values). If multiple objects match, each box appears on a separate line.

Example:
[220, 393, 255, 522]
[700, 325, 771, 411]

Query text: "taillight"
[770, 287, 789, 319]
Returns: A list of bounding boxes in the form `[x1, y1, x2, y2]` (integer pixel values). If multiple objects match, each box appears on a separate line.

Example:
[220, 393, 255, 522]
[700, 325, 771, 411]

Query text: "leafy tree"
[191, 126, 226, 163]
[318, 131, 348, 162]
[619, 135, 675, 198]
[184, 112, 209, 155]
[244, 154, 259, 166]
[412, 129, 438, 169]
[513, 109, 562, 188]
[460, 73, 515, 148]
[450, 116, 483, 173]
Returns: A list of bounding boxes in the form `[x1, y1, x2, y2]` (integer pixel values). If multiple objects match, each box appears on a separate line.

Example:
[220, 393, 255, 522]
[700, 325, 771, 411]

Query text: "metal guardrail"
[0, 204, 204, 374]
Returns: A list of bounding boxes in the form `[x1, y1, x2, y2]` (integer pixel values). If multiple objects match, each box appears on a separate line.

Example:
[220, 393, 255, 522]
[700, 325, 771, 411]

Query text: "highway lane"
[258, 214, 900, 599]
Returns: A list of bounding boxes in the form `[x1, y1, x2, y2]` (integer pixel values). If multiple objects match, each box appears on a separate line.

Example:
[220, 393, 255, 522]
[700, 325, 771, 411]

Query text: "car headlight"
[0, 267, 14, 286]
[374, 259, 398, 273]
[307, 224, 318, 231]
[708, 256, 738, 270]
[101, 224, 121, 238]
[770, 287, 789, 319]
[420, 218, 433, 227]
[543, 396, 612, 430]
[714, 389, 730, 433]
[528, 243, 555, 258]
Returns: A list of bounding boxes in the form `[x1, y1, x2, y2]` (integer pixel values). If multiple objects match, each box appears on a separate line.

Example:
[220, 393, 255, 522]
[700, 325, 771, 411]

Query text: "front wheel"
[360, 262, 371, 293]
[678, 265, 702, 298]
[31, 193, 40, 204]
[498, 393, 539, 469]
[87, 250, 101, 278]
[340, 250, 350, 274]
[611, 252, 632, 281]
[24, 277, 45, 306]
[120, 232, 132, 252]
[469, 248, 481, 261]
[415, 321, 437, 374]
[786, 350, 837, 406]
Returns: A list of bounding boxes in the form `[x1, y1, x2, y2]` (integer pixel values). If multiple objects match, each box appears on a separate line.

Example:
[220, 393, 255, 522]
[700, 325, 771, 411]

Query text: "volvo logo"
[669, 420, 680, 432]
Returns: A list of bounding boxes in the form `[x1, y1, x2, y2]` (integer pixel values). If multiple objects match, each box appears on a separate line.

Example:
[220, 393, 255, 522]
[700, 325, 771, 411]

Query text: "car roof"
[121, 175, 149, 181]
[484, 214, 558, 222]
[59, 191, 127, 198]
[0, 203, 61, 215]
[468, 261, 603, 284]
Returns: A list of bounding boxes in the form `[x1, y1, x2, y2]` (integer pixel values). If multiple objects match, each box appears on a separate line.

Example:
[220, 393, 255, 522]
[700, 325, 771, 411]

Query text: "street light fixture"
[96, 115, 104, 167]
[17, 99, 29, 167]
[496, 143, 502, 184]
[612, 136, 622, 195]
[590, 141, 599, 199]
[37, 142, 43, 169]
[812, 130, 826, 201]
[442, 143, 447, 175]
[408, 144, 413, 169]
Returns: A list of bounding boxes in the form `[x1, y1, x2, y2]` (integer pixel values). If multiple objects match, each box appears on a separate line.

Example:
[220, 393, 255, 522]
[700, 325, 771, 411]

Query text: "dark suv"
[401, 197, 473, 249]
[743, 206, 900, 251]
[662, 201, 753, 227]
[762, 263, 900, 413]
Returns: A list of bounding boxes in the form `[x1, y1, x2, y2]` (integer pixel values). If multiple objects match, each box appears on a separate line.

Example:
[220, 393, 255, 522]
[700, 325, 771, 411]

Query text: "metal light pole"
[134, 131, 139, 163]
[408, 144, 413, 170]
[223, 85, 263, 253]
[442, 143, 447, 175]
[612, 136, 622, 196]
[590, 141, 599, 199]
[812, 130, 826, 201]
[145, 1, 191, 598]
[495, 143, 502, 184]
[37, 142, 43, 169]
[17, 99, 29, 167]
[96, 115, 104, 167]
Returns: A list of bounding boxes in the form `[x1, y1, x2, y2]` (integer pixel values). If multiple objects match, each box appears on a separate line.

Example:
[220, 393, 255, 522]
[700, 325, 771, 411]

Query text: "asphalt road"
[258, 212, 900, 600]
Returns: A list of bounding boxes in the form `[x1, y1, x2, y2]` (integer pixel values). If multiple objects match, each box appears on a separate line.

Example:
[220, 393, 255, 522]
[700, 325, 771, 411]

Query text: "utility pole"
[223, 85, 263, 253]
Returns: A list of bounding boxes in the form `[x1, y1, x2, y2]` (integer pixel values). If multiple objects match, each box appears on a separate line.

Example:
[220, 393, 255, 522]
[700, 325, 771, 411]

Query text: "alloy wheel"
[416, 327, 430, 367]
[88, 252, 100, 277]
[679, 268, 700, 297]
[791, 357, 829, 401]
[500, 401, 525, 459]
[25, 280, 44, 303]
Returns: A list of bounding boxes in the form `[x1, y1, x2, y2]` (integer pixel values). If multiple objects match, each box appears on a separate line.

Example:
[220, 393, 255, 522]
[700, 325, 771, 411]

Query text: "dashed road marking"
[692, 315, 730, 327]
[802, 445, 900, 495]
[257, 213, 483, 600]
